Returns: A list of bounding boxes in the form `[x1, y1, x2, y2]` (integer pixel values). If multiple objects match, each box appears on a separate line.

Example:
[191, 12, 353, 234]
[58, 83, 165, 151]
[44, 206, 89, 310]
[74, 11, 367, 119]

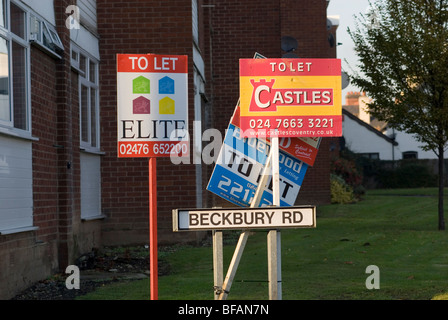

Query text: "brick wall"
[97, 0, 202, 245]
[280, 0, 330, 58]
[1, 0, 337, 299]
[1, 0, 78, 299]
[98, 0, 334, 245]
[54, 0, 77, 267]
[31, 48, 60, 247]
[203, 0, 281, 135]
[204, 0, 333, 206]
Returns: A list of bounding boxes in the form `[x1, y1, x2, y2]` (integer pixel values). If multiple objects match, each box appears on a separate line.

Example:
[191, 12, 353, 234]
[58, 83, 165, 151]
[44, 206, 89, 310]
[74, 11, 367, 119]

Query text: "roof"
[343, 109, 398, 146]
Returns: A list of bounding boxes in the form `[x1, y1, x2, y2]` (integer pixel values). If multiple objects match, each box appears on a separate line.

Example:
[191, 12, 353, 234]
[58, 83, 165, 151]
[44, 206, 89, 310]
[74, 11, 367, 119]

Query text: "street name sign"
[117, 54, 189, 158]
[239, 58, 342, 138]
[173, 206, 316, 231]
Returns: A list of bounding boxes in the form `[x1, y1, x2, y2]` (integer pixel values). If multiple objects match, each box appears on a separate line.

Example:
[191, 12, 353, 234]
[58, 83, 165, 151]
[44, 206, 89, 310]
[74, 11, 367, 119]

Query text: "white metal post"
[212, 230, 223, 300]
[268, 135, 282, 300]
[218, 144, 274, 300]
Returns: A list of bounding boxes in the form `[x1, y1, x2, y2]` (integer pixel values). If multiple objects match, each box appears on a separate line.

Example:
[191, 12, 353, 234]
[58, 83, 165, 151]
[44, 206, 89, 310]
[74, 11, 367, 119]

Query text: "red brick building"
[0, 0, 338, 299]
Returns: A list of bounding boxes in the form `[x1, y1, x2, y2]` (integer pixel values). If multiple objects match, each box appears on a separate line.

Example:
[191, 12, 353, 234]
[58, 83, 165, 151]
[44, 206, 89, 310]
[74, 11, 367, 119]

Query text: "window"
[77, 0, 97, 34]
[359, 153, 380, 160]
[402, 151, 418, 160]
[0, 0, 30, 133]
[0, 1, 34, 232]
[29, 14, 64, 57]
[193, 68, 206, 207]
[0, 0, 5, 28]
[192, 0, 199, 45]
[73, 46, 100, 151]
[80, 152, 102, 220]
[70, 2, 102, 220]
[0, 135, 34, 234]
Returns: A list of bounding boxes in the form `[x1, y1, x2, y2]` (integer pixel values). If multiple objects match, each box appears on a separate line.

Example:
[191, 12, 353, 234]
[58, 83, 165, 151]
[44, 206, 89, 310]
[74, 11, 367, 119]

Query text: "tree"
[348, 0, 448, 230]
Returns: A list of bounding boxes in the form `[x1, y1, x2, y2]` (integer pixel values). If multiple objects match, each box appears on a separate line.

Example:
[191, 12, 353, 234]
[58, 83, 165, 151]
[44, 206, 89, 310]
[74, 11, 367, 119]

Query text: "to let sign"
[239, 58, 342, 138]
[117, 54, 189, 158]
[206, 105, 309, 208]
[232, 104, 321, 166]
[173, 206, 316, 231]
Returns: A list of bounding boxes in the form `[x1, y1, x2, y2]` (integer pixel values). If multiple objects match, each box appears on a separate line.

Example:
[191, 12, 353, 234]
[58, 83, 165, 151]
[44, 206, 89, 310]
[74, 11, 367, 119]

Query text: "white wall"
[80, 152, 101, 219]
[20, 0, 55, 25]
[386, 128, 441, 160]
[342, 113, 394, 160]
[0, 135, 33, 231]
[344, 113, 446, 160]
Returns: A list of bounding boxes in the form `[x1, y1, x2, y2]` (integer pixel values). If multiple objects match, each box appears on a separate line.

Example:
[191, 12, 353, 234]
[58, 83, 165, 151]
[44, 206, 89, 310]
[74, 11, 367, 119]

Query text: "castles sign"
[239, 58, 342, 138]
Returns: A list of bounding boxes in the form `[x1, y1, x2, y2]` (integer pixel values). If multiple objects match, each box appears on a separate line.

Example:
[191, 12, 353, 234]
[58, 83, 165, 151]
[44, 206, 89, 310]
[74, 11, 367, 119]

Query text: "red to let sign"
[239, 58, 342, 138]
[117, 54, 189, 158]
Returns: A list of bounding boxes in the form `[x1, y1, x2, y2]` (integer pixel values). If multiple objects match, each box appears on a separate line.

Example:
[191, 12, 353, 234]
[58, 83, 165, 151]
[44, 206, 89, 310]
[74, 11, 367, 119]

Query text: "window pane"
[79, 54, 86, 74]
[89, 61, 96, 83]
[192, 0, 198, 44]
[11, 3, 25, 39]
[403, 151, 418, 159]
[42, 22, 52, 49]
[0, 0, 5, 28]
[12, 41, 27, 130]
[81, 85, 89, 142]
[0, 37, 9, 122]
[90, 88, 97, 147]
[30, 16, 42, 42]
[49, 28, 63, 49]
[71, 49, 78, 62]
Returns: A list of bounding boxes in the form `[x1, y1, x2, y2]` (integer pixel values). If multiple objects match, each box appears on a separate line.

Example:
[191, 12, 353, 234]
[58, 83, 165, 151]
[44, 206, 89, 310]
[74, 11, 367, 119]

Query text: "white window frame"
[192, 0, 199, 46]
[402, 151, 418, 160]
[29, 12, 64, 58]
[0, 0, 32, 138]
[73, 44, 100, 153]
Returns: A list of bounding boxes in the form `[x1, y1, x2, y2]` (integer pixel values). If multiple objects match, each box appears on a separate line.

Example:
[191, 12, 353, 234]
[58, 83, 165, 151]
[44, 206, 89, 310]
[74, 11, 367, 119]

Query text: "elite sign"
[239, 58, 342, 138]
[117, 54, 188, 158]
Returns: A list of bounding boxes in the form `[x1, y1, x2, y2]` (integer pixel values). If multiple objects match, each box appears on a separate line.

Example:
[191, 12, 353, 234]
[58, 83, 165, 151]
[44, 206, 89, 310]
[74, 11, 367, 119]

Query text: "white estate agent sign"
[117, 54, 188, 158]
[173, 206, 316, 231]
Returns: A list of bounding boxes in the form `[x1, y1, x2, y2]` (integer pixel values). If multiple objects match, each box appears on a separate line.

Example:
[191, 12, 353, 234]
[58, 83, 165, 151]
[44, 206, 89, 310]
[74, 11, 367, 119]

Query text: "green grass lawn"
[78, 188, 448, 300]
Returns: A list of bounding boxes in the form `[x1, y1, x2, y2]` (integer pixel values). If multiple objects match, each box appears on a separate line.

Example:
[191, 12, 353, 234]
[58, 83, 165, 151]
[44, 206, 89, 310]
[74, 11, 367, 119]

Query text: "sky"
[327, 0, 371, 103]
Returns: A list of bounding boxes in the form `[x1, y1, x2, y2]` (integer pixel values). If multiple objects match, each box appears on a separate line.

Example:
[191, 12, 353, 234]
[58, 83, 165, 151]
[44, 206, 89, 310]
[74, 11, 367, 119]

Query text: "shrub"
[331, 150, 365, 199]
[331, 156, 363, 187]
[378, 162, 438, 188]
[330, 174, 356, 204]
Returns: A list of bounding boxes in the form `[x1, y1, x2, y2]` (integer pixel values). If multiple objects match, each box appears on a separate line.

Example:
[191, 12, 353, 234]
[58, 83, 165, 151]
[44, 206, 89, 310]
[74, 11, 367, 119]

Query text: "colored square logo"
[159, 76, 175, 94]
[133, 96, 150, 114]
[159, 97, 175, 114]
[133, 76, 150, 94]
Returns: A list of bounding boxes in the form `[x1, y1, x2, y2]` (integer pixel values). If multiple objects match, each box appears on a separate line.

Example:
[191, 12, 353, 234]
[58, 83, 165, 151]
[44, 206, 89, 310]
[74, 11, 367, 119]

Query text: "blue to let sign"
[207, 108, 308, 207]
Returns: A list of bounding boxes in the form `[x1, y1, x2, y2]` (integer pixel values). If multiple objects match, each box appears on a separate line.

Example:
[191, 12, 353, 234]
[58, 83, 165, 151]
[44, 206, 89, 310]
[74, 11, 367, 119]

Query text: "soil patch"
[11, 246, 169, 300]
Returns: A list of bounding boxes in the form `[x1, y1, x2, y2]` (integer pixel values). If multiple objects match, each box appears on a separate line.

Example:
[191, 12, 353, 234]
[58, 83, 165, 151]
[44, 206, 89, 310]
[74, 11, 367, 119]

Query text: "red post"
[149, 157, 158, 300]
